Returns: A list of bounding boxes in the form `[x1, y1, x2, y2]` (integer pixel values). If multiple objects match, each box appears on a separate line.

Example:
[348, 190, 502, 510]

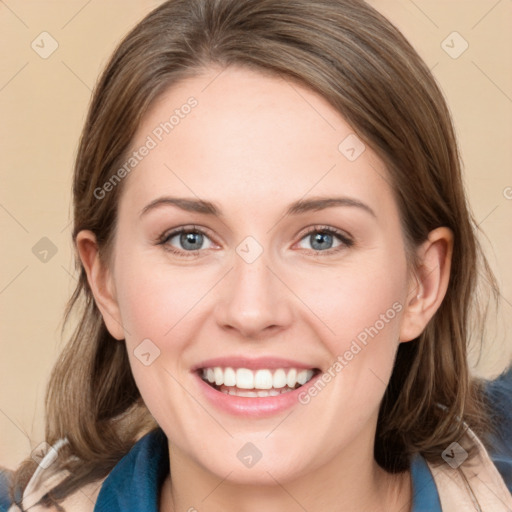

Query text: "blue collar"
[409, 453, 442, 511]
[94, 428, 441, 511]
[94, 428, 169, 512]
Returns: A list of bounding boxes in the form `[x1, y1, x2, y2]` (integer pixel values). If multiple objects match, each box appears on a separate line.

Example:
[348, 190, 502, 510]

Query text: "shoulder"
[4, 471, 105, 512]
[482, 365, 512, 493]
[4, 428, 164, 512]
[47, 479, 105, 512]
[2, 436, 105, 512]
[1, 468, 12, 512]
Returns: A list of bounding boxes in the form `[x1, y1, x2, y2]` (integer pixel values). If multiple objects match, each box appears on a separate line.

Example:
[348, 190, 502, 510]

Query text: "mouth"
[198, 366, 321, 397]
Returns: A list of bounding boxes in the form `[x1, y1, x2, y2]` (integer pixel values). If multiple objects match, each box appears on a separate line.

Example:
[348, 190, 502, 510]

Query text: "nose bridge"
[215, 237, 292, 337]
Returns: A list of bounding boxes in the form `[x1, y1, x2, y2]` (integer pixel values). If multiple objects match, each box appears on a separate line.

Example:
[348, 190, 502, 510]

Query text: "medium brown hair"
[11, 0, 500, 507]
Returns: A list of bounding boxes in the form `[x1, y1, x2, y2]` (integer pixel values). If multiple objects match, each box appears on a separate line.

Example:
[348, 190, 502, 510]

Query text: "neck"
[160, 439, 412, 512]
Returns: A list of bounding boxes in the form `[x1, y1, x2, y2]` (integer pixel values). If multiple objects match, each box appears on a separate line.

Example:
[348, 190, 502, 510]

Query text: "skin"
[77, 66, 453, 512]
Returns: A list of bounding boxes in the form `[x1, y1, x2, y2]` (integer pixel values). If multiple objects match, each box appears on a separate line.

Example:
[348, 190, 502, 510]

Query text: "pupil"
[311, 232, 332, 251]
[181, 232, 203, 250]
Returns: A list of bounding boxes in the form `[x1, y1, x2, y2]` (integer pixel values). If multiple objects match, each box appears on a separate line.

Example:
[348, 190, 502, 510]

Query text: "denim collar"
[94, 428, 169, 512]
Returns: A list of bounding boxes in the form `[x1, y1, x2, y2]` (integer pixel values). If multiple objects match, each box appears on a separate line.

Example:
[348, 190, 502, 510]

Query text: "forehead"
[119, 66, 394, 219]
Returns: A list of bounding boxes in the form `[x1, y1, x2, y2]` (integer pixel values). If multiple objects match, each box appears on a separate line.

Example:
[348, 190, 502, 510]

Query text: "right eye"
[158, 226, 216, 257]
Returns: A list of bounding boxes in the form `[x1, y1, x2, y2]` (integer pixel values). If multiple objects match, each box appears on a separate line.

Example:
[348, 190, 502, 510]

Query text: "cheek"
[292, 251, 407, 405]
[113, 254, 202, 431]
[113, 250, 208, 344]
[296, 256, 405, 348]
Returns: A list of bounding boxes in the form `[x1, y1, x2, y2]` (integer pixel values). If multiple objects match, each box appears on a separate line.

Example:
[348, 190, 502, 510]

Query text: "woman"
[4, 0, 512, 510]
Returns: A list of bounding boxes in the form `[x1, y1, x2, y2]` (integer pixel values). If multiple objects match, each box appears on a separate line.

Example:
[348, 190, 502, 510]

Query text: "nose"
[213, 248, 294, 340]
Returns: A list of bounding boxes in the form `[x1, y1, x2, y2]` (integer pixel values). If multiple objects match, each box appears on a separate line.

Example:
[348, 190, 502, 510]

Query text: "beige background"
[0, 1, 511, 470]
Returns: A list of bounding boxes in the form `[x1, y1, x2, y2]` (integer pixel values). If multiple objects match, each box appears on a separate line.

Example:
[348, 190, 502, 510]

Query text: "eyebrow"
[139, 196, 376, 219]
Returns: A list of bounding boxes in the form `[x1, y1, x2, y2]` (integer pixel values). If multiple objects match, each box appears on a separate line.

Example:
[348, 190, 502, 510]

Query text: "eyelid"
[158, 224, 216, 244]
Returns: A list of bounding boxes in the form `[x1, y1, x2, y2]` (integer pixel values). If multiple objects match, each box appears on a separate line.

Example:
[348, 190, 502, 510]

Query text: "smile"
[199, 367, 320, 397]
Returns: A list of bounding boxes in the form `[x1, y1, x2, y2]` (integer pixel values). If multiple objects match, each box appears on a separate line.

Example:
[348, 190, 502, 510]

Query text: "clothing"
[0, 470, 11, 512]
[2, 368, 512, 511]
[2, 430, 444, 512]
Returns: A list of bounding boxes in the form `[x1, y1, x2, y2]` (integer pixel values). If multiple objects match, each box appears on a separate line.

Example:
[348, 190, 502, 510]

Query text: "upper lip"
[191, 356, 319, 372]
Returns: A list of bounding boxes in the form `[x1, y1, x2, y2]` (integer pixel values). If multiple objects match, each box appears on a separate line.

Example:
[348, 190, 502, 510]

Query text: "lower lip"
[194, 371, 321, 417]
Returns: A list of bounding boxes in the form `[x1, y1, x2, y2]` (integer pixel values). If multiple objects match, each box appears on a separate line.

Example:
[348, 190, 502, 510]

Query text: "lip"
[193, 367, 322, 418]
[191, 356, 317, 371]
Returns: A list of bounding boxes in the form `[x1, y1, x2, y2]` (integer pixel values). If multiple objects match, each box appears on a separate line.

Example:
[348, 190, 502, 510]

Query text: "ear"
[75, 230, 125, 340]
[399, 227, 454, 343]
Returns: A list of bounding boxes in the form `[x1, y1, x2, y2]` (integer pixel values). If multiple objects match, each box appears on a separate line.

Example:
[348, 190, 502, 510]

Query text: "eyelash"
[157, 224, 354, 258]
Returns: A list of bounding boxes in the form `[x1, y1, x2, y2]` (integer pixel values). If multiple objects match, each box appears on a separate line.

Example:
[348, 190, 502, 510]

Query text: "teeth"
[214, 367, 224, 386]
[254, 369, 273, 389]
[236, 368, 254, 389]
[257, 389, 279, 397]
[224, 367, 236, 386]
[201, 367, 316, 391]
[297, 369, 314, 385]
[287, 368, 297, 388]
[224, 387, 294, 397]
[273, 369, 287, 388]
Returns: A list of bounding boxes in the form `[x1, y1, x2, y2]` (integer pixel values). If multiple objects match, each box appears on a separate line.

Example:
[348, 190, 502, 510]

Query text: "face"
[99, 66, 415, 484]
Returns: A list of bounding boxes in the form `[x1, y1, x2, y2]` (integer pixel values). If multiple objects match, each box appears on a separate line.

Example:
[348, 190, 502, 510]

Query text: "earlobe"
[399, 227, 453, 343]
[75, 230, 125, 340]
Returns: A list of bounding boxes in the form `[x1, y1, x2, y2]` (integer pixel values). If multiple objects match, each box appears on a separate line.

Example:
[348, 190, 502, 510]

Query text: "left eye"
[296, 228, 352, 252]
[161, 228, 214, 252]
